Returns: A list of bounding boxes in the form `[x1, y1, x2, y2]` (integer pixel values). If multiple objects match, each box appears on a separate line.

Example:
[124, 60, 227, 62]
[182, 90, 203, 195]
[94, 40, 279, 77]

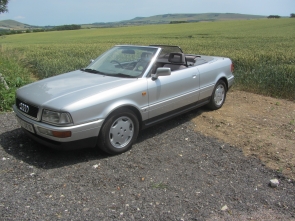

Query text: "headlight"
[42, 109, 73, 125]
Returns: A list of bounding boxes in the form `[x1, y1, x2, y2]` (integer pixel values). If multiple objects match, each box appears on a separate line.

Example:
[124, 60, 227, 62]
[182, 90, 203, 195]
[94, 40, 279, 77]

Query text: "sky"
[0, 0, 294, 26]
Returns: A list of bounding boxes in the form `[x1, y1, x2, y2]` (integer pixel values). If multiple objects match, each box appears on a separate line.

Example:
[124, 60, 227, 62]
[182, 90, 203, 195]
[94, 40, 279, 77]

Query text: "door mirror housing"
[152, 67, 171, 80]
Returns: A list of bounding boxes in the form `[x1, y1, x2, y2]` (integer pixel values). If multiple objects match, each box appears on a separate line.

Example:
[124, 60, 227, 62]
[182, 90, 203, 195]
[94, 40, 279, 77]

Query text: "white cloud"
[14, 16, 25, 20]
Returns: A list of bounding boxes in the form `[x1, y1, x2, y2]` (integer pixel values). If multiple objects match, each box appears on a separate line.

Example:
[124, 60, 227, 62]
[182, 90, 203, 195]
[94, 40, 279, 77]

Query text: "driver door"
[147, 68, 200, 120]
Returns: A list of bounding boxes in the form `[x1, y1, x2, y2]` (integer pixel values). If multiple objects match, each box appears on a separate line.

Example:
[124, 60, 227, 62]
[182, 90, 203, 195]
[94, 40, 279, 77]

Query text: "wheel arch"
[97, 104, 142, 154]
[206, 76, 228, 110]
[103, 104, 144, 130]
[218, 76, 228, 90]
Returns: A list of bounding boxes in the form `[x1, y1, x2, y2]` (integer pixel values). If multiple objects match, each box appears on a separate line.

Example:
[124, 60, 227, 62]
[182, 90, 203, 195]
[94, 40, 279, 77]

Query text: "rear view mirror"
[122, 49, 135, 54]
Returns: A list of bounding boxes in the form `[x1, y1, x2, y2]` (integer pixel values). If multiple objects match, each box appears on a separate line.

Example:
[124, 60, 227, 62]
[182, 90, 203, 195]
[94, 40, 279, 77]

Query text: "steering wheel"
[133, 60, 145, 71]
[110, 60, 124, 69]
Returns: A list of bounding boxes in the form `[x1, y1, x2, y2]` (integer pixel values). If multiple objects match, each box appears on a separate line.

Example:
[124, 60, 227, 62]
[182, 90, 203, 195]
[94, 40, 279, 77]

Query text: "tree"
[291, 13, 295, 18]
[0, 0, 9, 14]
[267, 15, 280, 19]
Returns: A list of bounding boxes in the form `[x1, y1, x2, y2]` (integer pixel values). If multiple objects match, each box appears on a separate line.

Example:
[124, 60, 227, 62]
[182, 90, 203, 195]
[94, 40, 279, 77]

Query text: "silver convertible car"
[13, 45, 234, 154]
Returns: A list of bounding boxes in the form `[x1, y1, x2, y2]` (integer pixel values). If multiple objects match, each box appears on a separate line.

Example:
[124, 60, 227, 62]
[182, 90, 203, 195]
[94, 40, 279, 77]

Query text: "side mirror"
[151, 67, 171, 80]
[90, 59, 94, 64]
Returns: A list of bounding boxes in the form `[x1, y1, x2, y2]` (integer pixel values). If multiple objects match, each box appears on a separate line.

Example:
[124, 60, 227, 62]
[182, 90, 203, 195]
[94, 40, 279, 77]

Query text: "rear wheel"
[98, 108, 139, 155]
[207, 80, 227, 110]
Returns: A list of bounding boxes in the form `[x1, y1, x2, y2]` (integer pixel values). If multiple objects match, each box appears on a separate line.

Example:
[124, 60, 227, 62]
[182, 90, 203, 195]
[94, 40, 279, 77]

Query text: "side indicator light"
[52, 131, 72, 138]
[38, 127, 72, 138]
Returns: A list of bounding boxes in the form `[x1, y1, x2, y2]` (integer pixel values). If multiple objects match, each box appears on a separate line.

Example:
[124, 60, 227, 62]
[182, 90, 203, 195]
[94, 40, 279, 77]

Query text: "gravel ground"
[1, 111, 295, 221]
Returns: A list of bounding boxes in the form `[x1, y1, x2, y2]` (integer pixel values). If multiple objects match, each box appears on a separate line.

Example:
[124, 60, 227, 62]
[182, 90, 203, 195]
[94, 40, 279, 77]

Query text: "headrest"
[185, 55, 196, 62]
[168, 52, 185, 64]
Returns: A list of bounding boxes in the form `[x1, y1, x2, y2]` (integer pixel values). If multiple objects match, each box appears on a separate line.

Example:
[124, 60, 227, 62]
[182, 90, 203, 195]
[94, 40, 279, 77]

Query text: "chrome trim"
[200, 83, 215, 91]
[16, 97, 41, 121]
[19, 103, 29, 113]
[148, 88, 200, 109]
[14, 103, 40, 121]
[41, 120, 74, 127]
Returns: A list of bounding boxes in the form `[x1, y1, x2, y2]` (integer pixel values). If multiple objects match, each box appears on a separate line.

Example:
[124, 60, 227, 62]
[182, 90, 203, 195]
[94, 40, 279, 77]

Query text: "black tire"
[207, 80, 227, 110]
[98, 108, 139, 155]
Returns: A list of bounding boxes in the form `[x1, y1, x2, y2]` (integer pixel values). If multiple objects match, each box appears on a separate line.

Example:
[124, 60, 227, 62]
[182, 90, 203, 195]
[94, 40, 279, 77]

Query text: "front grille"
[16, 98, 39, 119]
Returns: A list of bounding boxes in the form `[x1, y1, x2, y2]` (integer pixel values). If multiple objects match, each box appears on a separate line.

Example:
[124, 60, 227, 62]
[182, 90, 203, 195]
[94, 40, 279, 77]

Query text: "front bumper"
[13, 105, 104, 149]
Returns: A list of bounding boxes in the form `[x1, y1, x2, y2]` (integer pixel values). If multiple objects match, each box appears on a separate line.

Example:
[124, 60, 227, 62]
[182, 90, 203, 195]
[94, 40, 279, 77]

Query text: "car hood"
[17, 70, 137, 109]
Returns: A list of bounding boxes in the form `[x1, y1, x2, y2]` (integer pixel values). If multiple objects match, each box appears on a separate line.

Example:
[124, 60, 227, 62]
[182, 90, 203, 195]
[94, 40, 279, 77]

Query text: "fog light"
[37, 127, 71, 138]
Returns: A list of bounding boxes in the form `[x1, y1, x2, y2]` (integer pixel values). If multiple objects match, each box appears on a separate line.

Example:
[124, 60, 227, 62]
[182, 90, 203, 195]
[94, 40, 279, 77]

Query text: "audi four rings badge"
[19, 103, 29, 113]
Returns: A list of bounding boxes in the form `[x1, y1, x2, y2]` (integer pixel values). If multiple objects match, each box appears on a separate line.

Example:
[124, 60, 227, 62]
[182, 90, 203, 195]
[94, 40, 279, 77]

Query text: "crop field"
[0, 18, 295, 111]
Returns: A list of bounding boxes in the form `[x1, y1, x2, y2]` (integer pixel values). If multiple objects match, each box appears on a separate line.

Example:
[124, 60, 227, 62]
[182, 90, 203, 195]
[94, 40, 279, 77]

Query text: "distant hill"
[128, 13, 265, 23]
[0, 19, 38, 30]
[0, 13, 266, 30]
[88, 13, 266, 28]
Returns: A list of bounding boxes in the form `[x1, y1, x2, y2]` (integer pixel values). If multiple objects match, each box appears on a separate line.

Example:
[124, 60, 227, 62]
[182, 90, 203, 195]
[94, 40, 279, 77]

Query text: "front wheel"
[98, 108, 139, 155]
[207, 80, 227, 110]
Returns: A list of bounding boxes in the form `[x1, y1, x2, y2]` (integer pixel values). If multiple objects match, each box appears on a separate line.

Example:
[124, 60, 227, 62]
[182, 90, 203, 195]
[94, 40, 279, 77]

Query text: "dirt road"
[193, 90, 295, 180]
[0, 90, 295, 220]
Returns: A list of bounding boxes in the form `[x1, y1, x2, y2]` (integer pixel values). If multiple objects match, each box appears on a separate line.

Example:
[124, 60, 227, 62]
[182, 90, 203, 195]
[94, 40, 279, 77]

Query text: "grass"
[0, 18, 294, 111]
[0, 50, 32, 112]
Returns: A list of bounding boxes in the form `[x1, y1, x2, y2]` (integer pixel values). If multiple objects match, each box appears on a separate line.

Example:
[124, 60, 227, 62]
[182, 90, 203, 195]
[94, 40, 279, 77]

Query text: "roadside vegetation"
[0, 18, 294, 112]
[0, 49, 32, 111]
[0, 24, 82, 36]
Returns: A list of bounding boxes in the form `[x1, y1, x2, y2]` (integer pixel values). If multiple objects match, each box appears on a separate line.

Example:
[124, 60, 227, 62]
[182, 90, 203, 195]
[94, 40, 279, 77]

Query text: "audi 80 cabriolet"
[14, 45, 234, 154]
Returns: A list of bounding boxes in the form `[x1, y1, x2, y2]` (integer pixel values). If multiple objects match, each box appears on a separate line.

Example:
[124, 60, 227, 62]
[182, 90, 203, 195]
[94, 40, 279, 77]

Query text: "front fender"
[67, 79, 149, 125]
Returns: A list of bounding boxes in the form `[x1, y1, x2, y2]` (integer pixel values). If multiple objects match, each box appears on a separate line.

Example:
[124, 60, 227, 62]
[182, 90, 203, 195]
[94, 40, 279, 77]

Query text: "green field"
[0, 18, 295, 111]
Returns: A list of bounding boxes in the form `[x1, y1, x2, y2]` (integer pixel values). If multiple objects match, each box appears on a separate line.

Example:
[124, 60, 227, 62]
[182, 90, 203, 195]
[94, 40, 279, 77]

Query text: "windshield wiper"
[80, 68, 105, 75]
[105, 73, 137, 78]
[81, 69, 136, 78]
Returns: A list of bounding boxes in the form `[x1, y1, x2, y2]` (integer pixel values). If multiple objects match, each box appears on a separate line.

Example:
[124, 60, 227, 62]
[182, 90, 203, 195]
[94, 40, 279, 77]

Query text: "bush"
[0, 52, 32, 112]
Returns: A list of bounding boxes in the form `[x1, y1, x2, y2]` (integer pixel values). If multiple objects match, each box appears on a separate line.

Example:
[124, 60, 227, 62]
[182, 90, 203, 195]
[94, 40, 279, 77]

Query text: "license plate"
[17, 117, 35, 134]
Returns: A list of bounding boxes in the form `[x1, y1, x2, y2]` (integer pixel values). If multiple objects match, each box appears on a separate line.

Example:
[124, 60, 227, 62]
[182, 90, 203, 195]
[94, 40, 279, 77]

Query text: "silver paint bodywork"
[13, 45, 234, 148]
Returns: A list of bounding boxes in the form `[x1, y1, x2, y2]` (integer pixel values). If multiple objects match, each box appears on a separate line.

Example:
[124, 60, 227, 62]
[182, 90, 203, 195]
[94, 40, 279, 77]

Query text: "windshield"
[150, 45, 183, 59]
[84, 46, 158, 78]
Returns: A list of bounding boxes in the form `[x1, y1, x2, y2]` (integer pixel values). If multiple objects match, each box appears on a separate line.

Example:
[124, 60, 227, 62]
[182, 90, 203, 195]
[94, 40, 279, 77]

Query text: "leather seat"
[163, 52, 187, 71]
